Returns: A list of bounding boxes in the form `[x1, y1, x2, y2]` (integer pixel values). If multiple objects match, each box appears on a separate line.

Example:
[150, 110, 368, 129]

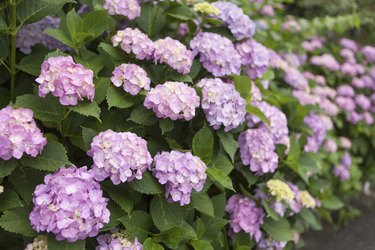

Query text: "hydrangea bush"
[0, 0, 370, 249]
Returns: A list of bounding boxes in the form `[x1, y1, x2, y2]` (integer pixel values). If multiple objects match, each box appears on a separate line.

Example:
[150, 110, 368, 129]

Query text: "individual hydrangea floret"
[304, 113, 328, 153]
[197, 78, 246, 131]
[25, 236, 48, 250]
[362, 46, 375, 63]
[96, 229, 142, 250]
[310, 54, 340, 71]
[153, 37, 194, 74]
[190, 32, 241, 76]
[194, 2, 220, 15]
[88, 130, 152, 185]
[238, 128, 279, 175]
[226, 195, 264, 242]
[36, 56, 94, 106]
[300, 191, 317, 208]
[152, 151, 207, 205]
[235, 39, 270, 79]
[112, 28, 155, 60]
[29, 166, 110, 242]
[144, 81, 200, 121]
[363, 112, 374, 125]
[111, 63, 151, 95]
[0, 106, 47, 160]
[267, 179, 295, 202]
[103, 0, 140, 20]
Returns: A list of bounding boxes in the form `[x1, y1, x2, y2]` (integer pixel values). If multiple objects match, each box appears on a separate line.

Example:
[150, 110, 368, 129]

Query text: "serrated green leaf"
[94, 77, 110, 104]
[17, 50, 47, 76]
[192, 124, 214, 164]
[98, 42, 128, 62]
[81, 127, 98, 151]
[44, 28, 75, 48]
[191, 240, 213, 250]
[261, 218, 293, 242]
[118, 210, 152, 242]
[128, 106, 157, 126]
[143, 238, 164, 250]
[82, 10, 108, 40]
[191, 192, 214, 217]
[206, 167, 234, 191]
[211, 193, 226, 217]
[102, 182, 133, 214]
[48, 236, 85, 250]
[217, 130, 237, 163]
[0, 190, 23, 212]
[154, 223, 197, 249]
[159, 119, 174, 134]
[0, 208, 36, 237]
[106, 87, 136, 109]
[69, 101, 101, 122]
[0, 159, 18, 178]
[129, 171, 163, 195]
[246, 104, 270, 126]
[150, 195, 183, 231]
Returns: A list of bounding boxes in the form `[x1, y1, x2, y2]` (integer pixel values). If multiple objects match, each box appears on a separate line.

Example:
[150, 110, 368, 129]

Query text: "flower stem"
[9, 1, 17, 103]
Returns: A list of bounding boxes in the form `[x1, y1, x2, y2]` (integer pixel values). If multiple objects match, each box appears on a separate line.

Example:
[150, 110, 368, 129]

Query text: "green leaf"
[118, 210, 152, 242]
[98, 42, 128, 62]
[159, 119, 174, 134]
[192, 124, 214, 164]
[48, 236, 85, 250]
[154, 224, 197, 249]
[246, 104, 270, 126]
[191, 240, 213, 250]
[17, 50, 47, 76]
[0, 159, 18, 178]
[102, 202, 126, 231]
[81, 127, 98, 151]
[211, 193, 226, 217]
[232, 75, 251, 100]
[150, 195, 183, 231]
[212, 154, 233, 175]
[136, 3, 166, 36]
[321, 195, 344, 210]
[106, 86, 136, 109]
[44, 28, 75, 48]
[261, 218, 293, 242]
[129, 171, 163, 195]
[217, 130, 237, 162]
[143, 238, 164, 250]
[262, 200, 280, 221]
[102, 182, 133, 214]
[82, 10, 108, 40]
[0, 190, 23, 212]
[0, 208, 36, 237]
[69, 101, 101, 122]
[206, 167, 234, 191]
[165, 5, 193, 20]
[20, 140, 70, 171]
[128, 106, 158, 126]
[300, 208, 322, 230]
[94, 77, 110, 104]
[191, 192, 214, 217]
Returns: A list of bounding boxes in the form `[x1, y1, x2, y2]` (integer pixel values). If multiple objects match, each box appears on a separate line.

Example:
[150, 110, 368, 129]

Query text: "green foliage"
[192, 123, 214, 164]
[0, 208, 37, 237]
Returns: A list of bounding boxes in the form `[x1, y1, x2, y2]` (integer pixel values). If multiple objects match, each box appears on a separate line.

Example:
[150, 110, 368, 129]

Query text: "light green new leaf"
[143, 238, 164, 250]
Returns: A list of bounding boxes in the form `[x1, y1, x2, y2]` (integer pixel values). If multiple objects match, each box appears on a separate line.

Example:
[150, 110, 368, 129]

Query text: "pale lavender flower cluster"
[324, 139, 337, 153]
[333, 152, 352, 181]
[304, 113, 327, 153]
[340, 38, 358, 51]
[153, 37, 193, 74]
[152, 151, 207, 206]
[292, 90, 318, 105]
[111, 63, 151, 95]
[190, 32, 241, 76]
[0, 106, 46, 160]
[238, 128, 279, 175]
[257, 237, 287, 250]
[88, 130, 152, 185]
[341, 62, 365, 76]
[236, 39, 270, 79]
[310, 54, 340, 71]
[226, 195, 264, 242]
[362, 46, 375, 63]
[355, 94, 371, 111]
[103, 0, 140, 20]
[302, 36, 324, 52]
[29, 166, 110, 242]
[144, 81, 200, 121]
[212, 1, 256, 39]
[282, 19, 301, 32]
[284, 67, 309, 90]
[197, 78, 246, 131]
[96, 229, 142, 250]
[303, 71, 326, 85]
[36, 56, 94, 106]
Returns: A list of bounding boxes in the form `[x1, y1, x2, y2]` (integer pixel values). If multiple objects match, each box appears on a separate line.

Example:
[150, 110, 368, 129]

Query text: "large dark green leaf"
[118, 210, 152, 242]
[192, 124, 214, 164]
[150, 195, 183, 231]
[0, 208, 37, 237]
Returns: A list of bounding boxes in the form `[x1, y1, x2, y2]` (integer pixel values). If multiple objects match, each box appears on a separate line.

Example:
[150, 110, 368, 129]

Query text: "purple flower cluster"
[88, 130, 152, 185]
[111, 63, 151, 95]
[303, 113, 327, 153]
[226, 195, 264, 242]
[303, 71, 326, 85]
[284, 67, 309, 90]
[292, 90, 318, 105]
[257, 237, 287, 250]
[29, 166, 110, 242]
[355, 94, 371, 111]
[0, 106, 46, 160]
[236, 39, 270, 79]
[333, 152, 352, 181]
[324, 139, 337, 153]
[302, 36, 324, 52]
[282, 19, 301, 32]
[96, 229, 142, 250]
[144, 81, 200, 121]
[152, 151, 207, 205]
[197, 78, 246, 131]
[341, 62, 365, 76]
[153, 37, 193, 74]
[103, 0, 140, 20]
[190, 32, 241, 76]
[36, 56, 95, 106]
[310, 54, 340, 71]
[362, 46, 375, 63]
[340, 38, 358, 51]
[238, 128, 278, 175]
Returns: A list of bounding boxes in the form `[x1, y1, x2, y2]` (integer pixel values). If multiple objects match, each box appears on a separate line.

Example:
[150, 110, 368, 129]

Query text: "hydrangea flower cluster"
[36, 56, 95, 106]
[152, 151, 207, 206]
[333, 152, 352, 181]
[96, 229, 142, 250]
[29, 166, 110, 242]
[144, 81, 200, 121]
[190, 32, 242, 76]
[302, 36, 324, 52]
[304, 113, 328, 153]
[153, 37, 194, 74]
[103, 0, 140, 20]
[193, 2, 220, 15]
[362, 46, 375, 63]
[300, 191, 317, 208]
[235, 39, 270, 79]
[310, 54, 340, 71]
[257, 237, 287, 250]
[324, 139, 338, 153]
[25, 236, 48, 250]
[340, 38, 358, 51]
[238, 128, 279, 175]
[267, 179, 295, 202]
[111, 63, 151, 95]
[212, 1, 256, 39]
[0, 106, 47, 160]
[284, 67, 309, 90]
[197, 78, 246, 131]
[88, 130, 152, 185]
[226, 195, 264, 242]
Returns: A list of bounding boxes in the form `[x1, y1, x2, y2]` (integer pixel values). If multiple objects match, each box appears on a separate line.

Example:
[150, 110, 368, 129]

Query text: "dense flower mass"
[152, 151, 207, 205]
[96, 229, 142, 250]
[103, 0, 140, 20]
[333, 152, 352, 181]
[36, 56, 94, 106]
[226, 195, 264, 242]
[153, 37, 193, 74]
[29, 166, 110, 242]
[25, 236, 48, 250]
[111, 63, 151, 95]
[257, 237, 287, 250]
[304, 113, 328, 153]
[190, 32, 242, 76]
[0, 106, 46, 160]
[310, 54, 340, 71]
[267, 179, 295, 202]
[88, 130, 152, 185]
[362, 46, 375, 63]
[238, 128, 279, 175]
[284, 67, 309, 90]
[197, 78, 246, 131]
[144, 81, 200, 121]
[112, 28, 155, 60]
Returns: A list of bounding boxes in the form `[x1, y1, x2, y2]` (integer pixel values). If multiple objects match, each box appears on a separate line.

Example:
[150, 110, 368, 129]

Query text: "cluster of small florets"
[0, 106, 47, 160]
[333, 152, 352, 181]
[88, 130, 152, 185]
[24, 236, 48, 250]
[257, 237, 287, 250]
[267, 179, 295, 202]
[302, 36, 324, 52]
[284, 67, 309, 90]
[238, 128, 279, 175]
[300, 191, 317, 209]
[303, 113, 328, 153]
[144, 81, 200, 121]
[111, 63, 151, 95]
[324, 139, 338, 153]
[236, 39, 270, 79]
[310, 54, 340, 71]
[29, 166, 110, 242]
[103, 0, 140, 20]
[197, 78, 246, 131]
[96, 229, 142, 250]
[362, 46, 375, 63]
[190, 32, 242, 76]
[36, 56, 95, 106]
[152, 151, 207, 206]
[340, 38, 358, 51]
[226, 195, 264, 242]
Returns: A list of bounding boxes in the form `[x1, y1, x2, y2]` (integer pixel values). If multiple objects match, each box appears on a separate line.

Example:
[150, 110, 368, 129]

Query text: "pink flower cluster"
[103, 0, 140, 20]
[111, 63, 151, 95]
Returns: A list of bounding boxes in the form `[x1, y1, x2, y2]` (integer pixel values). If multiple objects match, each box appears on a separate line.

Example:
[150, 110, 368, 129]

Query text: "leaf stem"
[9, 1, 17, 103]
